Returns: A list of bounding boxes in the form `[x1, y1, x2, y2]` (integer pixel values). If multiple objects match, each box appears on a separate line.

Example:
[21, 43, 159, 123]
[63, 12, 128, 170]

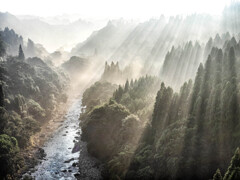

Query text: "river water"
[31, 98, 102, 180]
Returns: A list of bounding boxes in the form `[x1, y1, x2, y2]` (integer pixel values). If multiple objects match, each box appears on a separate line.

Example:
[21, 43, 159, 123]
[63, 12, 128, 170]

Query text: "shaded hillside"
[127, 42, 240, 180]
[80, 76, 161, 179]
[80, 33, 240, 179]
[0, 34, 68, 179]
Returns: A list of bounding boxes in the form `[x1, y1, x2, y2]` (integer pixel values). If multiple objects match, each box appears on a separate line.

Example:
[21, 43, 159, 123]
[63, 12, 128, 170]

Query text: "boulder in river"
[74, 173, 81, 178]
[72, 162, 78, 167]
[36, 148, 46, 159]
[64, 158, 74, 163]
[72, 142, 80, 153]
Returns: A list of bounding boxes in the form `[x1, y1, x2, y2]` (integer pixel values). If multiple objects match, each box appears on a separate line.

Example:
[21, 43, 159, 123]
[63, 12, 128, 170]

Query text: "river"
[30, 98, 102, 180]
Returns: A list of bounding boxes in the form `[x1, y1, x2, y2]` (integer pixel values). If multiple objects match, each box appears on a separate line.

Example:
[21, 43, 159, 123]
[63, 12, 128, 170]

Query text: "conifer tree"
[213, 169, 223, 180]
[0, 83, 4, 107]
[0, 36, 6, 57]
[189, 63, 204, 114]
[18, 45, 25, 61]
[124, 80, 129, 92]
[223, 148, 240, 180]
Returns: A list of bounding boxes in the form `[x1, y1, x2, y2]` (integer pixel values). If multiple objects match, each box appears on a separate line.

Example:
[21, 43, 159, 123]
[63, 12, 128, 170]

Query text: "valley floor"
[21, 95, 102, 179]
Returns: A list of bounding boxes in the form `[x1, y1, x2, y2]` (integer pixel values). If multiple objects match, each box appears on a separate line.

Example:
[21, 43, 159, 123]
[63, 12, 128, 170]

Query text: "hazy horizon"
[0, 0, 235, 52]
[0, 0, 232, 21]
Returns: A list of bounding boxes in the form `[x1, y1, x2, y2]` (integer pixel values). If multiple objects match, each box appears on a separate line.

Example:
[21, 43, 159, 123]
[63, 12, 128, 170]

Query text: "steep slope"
[127, 39, 240, 180]
[0, 30, 68, 179]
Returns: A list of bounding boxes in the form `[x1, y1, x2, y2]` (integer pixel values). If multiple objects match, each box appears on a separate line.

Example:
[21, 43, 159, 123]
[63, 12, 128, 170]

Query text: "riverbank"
[19, 95, 77, 178]
[20, 95, 102, 179]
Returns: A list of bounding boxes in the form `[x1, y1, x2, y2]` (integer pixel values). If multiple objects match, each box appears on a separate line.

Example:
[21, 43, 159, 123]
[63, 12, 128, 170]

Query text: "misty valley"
[1, 1, 240, 180]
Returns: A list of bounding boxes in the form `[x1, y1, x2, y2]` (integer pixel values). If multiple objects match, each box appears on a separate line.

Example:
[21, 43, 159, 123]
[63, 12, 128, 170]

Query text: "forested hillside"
[77, 3, 240, 178]
[80, 32, 240, 179]
[2, 1, 240, 179]
[0, 27, 48, 59]
[0, 29, 68, 179]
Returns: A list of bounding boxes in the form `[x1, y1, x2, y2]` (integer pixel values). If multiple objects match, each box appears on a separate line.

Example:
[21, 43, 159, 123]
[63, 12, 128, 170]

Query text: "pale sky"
[0, 0, 233, 20]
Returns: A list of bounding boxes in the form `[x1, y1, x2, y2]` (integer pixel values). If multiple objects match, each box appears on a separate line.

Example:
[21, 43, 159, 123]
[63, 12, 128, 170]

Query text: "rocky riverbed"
[23, 98, 102, 180]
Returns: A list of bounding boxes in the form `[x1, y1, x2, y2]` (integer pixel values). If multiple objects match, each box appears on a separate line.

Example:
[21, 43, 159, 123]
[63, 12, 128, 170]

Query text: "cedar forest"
[1, 1, 240, 180]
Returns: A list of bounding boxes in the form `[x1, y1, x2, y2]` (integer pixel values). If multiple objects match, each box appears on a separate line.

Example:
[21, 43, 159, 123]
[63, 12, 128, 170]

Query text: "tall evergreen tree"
[124, 80, 129, 92]
[18, 45, 25, 61]
[223, 148, 240, 180]
[213, 169, 223, 180]
[0, 35, 6, 58]
[0, 83, 4, 107]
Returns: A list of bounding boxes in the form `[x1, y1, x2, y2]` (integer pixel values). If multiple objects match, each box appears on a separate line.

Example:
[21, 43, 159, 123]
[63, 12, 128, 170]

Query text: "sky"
[0, 0, 233, 21]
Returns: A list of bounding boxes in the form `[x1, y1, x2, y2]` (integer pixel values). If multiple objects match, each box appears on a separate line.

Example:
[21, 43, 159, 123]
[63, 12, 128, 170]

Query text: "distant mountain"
[0, 12, 100, 52]
[71, 10, 240, 79]
[71, 19, 137, 59]
[71, 15, 219, 74]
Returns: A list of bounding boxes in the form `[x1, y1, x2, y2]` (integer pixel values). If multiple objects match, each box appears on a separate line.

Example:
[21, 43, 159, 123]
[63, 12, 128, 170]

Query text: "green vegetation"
[82, 81, 118, 112]
[213, 169, 222, 180]
[81, 36, 240, 180]
[18, 45, 25, 61]
[81, 75, 161, 179]
[82, 100, 143, 179]
[0, 134, 23, 179]
[127, 40, 240, 180]
[0, 29, 69, 179]
[113, 76, 161, 120]
[213, 147, 240, 180]
[101, 61, 141, 84]
[61, 56, 90, 78]
[223, 148, 240, 180]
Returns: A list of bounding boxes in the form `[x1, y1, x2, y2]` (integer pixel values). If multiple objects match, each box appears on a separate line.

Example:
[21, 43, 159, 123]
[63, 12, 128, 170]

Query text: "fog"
[2, 1, 240, 180]
[1, 1, 238, 90]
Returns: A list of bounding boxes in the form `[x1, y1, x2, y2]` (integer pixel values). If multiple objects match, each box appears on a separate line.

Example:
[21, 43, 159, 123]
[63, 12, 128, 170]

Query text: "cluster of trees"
[126, 38, 240, 179]
[0, 30, 68, 179]
[161, 41, 202, 89]
[113, 76, 160, 121]
[0, 27, 23, 56]
[81, 81, 118, 112]
[80, 75, 161, 179]
[160, 32, 234, 89]
[81, 34, 240, 180]
[0, 134, 23, 179]
[61, 56, 90, 78]
[101, 61, 124, 84]
[0, 27, 49, 60]
[212, 147, 240, 180]
[101, 61, 142, 85]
